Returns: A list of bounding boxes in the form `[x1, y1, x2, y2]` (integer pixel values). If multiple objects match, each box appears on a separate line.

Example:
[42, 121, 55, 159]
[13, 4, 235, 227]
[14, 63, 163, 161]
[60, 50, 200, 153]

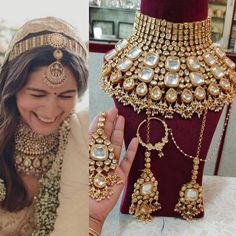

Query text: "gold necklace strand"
[169, 104, 232, 162]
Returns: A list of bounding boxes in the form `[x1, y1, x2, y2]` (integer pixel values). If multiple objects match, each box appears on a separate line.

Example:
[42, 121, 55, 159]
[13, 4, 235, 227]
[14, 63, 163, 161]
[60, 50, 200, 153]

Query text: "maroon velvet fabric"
[140, 0, 208, 22]
[114, 0, 223, 218]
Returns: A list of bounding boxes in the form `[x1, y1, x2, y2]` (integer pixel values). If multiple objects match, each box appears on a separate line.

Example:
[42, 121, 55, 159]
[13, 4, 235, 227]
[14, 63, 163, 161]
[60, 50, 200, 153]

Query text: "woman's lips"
[33, 112, 56, 124]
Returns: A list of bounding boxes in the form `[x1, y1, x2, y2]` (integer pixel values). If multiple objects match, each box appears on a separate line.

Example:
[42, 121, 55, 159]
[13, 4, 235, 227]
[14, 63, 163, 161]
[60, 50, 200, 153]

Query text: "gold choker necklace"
[14, 120, 59, 177]
[100, 11, 236, 119]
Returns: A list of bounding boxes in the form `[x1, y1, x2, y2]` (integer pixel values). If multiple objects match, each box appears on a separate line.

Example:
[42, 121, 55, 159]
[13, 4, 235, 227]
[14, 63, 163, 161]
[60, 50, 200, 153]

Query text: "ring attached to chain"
[136, 117, 170, 158]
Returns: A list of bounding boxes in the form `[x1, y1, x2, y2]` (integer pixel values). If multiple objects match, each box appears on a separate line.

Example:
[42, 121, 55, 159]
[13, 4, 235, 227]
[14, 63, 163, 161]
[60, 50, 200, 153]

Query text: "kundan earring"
[89, 112, 123, 201]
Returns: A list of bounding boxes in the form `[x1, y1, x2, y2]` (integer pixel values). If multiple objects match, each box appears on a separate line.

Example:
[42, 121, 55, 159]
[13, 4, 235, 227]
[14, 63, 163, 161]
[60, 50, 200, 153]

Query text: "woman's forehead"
[26, 65, 77, 91]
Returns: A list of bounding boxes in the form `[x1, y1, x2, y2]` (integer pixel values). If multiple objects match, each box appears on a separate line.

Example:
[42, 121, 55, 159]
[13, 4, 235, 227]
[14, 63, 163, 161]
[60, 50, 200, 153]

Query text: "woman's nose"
[42, 96, 61, 118]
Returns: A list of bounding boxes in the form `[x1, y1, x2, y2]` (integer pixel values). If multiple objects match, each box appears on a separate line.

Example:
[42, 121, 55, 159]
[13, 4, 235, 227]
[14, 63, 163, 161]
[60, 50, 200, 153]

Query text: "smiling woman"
[0, 16, 88, 235]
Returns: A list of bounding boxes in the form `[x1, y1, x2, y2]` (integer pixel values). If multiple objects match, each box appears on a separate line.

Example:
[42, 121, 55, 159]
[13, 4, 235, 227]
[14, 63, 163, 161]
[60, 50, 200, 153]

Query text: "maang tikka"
[44, 33, 67, 88]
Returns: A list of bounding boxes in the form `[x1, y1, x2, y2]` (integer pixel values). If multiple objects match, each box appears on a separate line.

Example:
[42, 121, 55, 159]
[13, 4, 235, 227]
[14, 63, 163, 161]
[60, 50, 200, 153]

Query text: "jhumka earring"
[44, 33, 67, 88]
[89, 112, 123, 201]
[129, 107, 169, 221]
[173, 109, 208, 220]
[0, 178, 6, 202]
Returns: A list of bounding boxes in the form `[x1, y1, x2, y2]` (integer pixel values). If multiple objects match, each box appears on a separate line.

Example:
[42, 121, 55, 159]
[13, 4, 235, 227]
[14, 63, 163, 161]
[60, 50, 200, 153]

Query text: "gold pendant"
[129, 151, 161, 221]
[174, 158, 204, 220]
[174, 181, 203, 221]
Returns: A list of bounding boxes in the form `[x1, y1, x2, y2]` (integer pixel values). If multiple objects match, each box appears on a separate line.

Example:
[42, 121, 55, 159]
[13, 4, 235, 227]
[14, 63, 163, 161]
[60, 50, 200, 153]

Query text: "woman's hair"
[0, 45, 88, 211]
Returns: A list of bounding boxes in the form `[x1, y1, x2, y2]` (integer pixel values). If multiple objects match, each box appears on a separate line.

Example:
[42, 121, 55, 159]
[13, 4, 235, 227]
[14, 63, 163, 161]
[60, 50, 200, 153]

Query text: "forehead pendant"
[44, 33, 67, 88]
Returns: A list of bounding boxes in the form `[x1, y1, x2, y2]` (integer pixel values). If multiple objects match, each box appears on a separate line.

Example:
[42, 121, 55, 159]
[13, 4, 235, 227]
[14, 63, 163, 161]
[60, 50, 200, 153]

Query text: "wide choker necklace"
[100, 11, 236, 119]
[14, 120, 60, 177]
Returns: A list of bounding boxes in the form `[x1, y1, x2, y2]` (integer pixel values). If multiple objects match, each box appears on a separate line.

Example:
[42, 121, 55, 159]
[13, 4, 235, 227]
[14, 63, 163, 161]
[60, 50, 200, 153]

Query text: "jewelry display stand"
[100, 0, 236, 219]
[114, 0, 223, 218]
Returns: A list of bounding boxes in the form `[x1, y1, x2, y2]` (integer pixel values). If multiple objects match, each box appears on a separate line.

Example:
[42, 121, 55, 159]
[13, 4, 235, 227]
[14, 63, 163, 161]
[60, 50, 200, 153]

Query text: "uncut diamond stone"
[215, 47, 226, 58]
[105, 49, 117, 61]
[123, 78, 135, 90]
[150, 86, 162, 101]
[91, 144, 108, 161]
[94, 173, 106, 188]
[141, 182, 153, 195]
[185, 188, 198, 201]
[187, 56, 200, 71]
[127, 47, 142, 60]
[144, 52, 159, 67]
[117, 58, 133, 72]
[225, 58, 236, 70]
[194, 86, 206, 100]
[209, 83, 220, 96]
[190, 72, 205, 86]
[211, 66, 225, 79]
[165, 56, 181, 72]
[138, 67, 154, 82]
[181, 89, 193, 103]
[203, 53, 216, 66]
[166, 88, 177, 103]
[220, 78, 231, 91]
[164, 72, 179, 87]
[136, 82, 148, 96]
[116, 39, 128, 51]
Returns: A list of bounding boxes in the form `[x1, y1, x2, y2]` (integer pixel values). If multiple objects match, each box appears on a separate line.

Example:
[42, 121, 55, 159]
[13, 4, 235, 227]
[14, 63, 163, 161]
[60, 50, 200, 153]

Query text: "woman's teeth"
[36, 114, 55, 123]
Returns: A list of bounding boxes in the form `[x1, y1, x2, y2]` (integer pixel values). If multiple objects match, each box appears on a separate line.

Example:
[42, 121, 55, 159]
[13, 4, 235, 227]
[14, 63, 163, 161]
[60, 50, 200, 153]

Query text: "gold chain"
[169, 104, 232, 162]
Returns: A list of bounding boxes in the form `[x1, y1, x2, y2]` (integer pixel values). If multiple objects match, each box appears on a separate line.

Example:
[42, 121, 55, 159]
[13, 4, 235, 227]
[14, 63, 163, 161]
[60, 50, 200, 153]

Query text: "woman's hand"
[89, 107, 138, 234]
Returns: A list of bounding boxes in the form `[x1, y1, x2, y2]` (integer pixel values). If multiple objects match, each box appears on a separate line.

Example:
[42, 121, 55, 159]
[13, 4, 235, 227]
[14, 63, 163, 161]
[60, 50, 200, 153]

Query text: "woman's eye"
[30, 94, 45, 97]
[59, 95, 73, 99]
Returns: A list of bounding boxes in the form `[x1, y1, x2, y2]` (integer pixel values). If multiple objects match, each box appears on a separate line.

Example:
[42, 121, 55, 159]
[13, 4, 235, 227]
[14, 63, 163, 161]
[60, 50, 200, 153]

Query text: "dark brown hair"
[0, 44, 88, 211]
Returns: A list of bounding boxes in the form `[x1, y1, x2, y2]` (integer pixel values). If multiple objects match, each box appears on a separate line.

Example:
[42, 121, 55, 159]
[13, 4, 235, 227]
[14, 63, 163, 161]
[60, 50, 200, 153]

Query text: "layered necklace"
[100, 11, 236, 221]
[14, 120, 60, 178]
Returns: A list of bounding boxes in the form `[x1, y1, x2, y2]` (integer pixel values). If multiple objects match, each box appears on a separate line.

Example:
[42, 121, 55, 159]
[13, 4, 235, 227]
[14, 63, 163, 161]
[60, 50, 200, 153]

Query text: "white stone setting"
[115, 39, 128, 51]
[164, 72, 179, 87]
[211, 66, 225, 79]
[117, 58, 133, 72]
[105, 49, 117, 61]
[215, 47, 226, 58]
[225, 58, 236, 70]
[190, 72, 205, 86]
[141, 182, 153, 195]
[185, 188, 198, 201]
[165, 56, 181, 72]
[91, 144, 108, 161]
[138, 67, 154, 82]
[136, 82, 148, 96]
[187, 56, 201, 71]
[203, 53, 216, 66]
[144, 52, 159, 67]
[127, 47, 142, 60]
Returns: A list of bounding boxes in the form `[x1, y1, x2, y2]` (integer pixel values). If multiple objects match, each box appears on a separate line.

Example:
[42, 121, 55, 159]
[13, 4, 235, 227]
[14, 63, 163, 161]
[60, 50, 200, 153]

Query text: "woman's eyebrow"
[26, 88, 48, 93]
[59, 89, 77, 95]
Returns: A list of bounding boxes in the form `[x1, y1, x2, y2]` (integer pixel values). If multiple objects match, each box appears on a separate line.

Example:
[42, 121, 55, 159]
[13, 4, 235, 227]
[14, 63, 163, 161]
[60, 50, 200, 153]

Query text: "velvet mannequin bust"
[113, 0, 223, 218]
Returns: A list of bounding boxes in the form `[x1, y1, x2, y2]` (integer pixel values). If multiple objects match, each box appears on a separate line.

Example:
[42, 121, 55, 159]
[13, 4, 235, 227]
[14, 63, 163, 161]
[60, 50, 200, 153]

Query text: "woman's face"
[16, 66, 78, 135]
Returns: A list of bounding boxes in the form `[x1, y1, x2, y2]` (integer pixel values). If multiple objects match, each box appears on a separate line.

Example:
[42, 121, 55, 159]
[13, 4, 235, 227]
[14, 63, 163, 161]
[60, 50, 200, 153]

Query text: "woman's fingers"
[119, 137, 139, 180]
[111, 115, 125, 161]
[89, 107, 118, 138]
